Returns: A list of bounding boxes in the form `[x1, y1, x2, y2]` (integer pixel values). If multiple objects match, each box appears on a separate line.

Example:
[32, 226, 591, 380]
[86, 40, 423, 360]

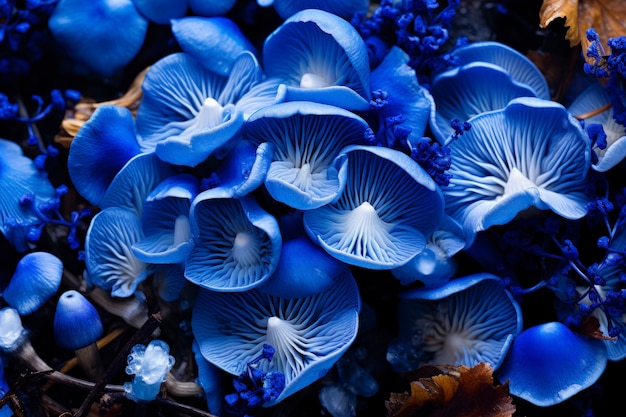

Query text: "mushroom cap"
[567, 81, 626, 172]
[48, 0, 148, 77]
[68, 105, 141, 207]
[185, 194, 281, 291]
[137, 52, 262, 166]
[172, 16, 258, 76]
[430, 62, 537, 143]
[443, 97, 591, 243]
[271, 0, 369, 21]
[4, 252, 63, 315]
[131, 174, 198, 264]
[304, 145, 444, 269]
[85, 207, 151, 297]
[449, 41, 550, 100]
[0, 138, 56, 252]
[496, 322, 607, 406]
[53, 290, 104, 350]
[133, 0, 187, 24]
[192, 268, 361, 405]
[398, 273, 523, 371]
[263, 9, 371, 110]
[370, 46, 435, 143]
[259, 235, 350, 298]
[244, 101, 369, 210]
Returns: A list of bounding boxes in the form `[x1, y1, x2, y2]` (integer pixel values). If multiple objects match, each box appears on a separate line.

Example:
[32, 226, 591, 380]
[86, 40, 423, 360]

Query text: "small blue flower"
[567, 80, 626, 172]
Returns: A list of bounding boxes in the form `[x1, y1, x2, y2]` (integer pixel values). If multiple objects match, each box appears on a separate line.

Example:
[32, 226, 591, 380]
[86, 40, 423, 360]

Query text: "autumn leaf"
[385, 363, 516, 417]
[539, 0, 626, 63]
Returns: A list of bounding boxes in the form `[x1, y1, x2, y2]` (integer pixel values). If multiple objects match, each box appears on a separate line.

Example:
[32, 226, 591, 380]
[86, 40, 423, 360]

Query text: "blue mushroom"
[191, 268, 361, 405]
[0, 138, 56, 252]
[137, 51, 263, 166]
[304, 145, 444, 269]
[68, 105, 141, 207]
[53, 290, 103, 351]
[496, 322, 607, 406]
[48, 0, 149, 77]
[443, 97, 591, 244]
[3, 252, 63, 315]
[132, 174, 199, 264]
[185, 192, 281, 292]
[244, 101, 369, 210]
[449, 41, 550, 100]
[262, 9, 372, 111]
[393, 273, 523, 372]
[85, 207, 152, 297]
[124, 340, 175, 402]
[567, 80, 626, 172]
[430, 62, 537, 143]
[260, 0, 370, 21]
[172, 16, 258, 76]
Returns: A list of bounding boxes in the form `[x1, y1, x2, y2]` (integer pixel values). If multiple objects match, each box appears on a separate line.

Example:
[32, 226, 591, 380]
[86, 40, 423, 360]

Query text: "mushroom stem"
[74, 343, 103, 381]
[165, 372, 203, 397]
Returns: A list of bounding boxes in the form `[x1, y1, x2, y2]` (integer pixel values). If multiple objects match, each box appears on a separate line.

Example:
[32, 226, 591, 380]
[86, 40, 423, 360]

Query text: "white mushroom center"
[300, 72, 331, 89]
[173, 215, 191, 246]
[232, 232, 262, 267]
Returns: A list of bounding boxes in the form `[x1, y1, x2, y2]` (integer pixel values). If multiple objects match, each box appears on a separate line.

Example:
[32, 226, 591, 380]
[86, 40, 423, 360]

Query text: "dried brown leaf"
[540, 0, 626, 64]
[385, 363, 515, 417]
[539, 0, 580, 46]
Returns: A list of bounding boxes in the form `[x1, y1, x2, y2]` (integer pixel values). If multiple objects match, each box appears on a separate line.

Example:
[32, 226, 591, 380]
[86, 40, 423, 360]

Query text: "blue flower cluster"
[3, 2, 626, 417]
[0, 0, 58, 83]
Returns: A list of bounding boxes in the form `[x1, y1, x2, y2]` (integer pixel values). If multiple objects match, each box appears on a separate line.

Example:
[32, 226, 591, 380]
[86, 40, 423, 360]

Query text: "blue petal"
[274, 84, 370, 111]
[132, 174, 198, 264]
[304, 145, 444, 269]
[430, 62, 537, 143]
[153, 264, 188, 302]
[188, 0, 237, 16]
[68, 105, 141, 206]
[244, 101, 369, 210]
[263, 9, 371, 108]
[185, 194, 282, 291]
[48, 0, 148, 77]
[370, 47, 435, 141]
[101, 153, 176, 217]
[85, 207, 152, 297]
[133, 0, 187, 24]
[172, 17, 258, 76]
[496, 322, 607, 406]
[0, 139, 56, 252]
[191, 268, 361, 405]
[272, 0, 369, 20]
[398, 273, 523, 370]
[444, 97, 591, 242]
[259, 235, 350, 298]
[3, 252, 63, 315]
[450, 41, 550, 100]
[209, 140, 275, 198]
